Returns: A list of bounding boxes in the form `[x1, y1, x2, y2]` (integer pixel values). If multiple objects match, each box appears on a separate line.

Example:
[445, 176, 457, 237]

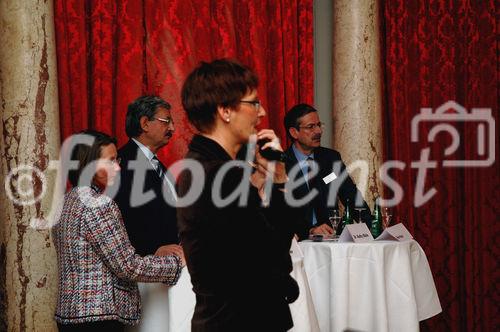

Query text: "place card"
[375, 223, 413, 241]
[339, 223, 374, 243]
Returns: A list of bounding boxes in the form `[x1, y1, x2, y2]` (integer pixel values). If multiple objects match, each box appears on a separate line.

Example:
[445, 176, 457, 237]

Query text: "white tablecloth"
[299, 239, 442, 332]
[289, 238, 321, 332]
[128, 239, 319, 332]
[126, 268, 195, 332]
[129, 240, 440, 332]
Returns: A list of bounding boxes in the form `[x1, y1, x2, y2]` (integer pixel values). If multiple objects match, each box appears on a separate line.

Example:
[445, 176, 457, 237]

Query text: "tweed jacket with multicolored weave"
[52, 185, 181, 325]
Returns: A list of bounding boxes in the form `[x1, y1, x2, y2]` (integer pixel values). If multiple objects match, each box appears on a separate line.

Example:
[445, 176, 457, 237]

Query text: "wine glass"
[354, 207, 366, 224]
[328, 209, 341, 239]
[382, 207, 392, 229]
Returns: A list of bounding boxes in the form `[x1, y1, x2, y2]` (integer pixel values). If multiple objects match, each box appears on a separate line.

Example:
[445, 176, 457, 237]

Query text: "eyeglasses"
[103, 157, 121, 166]
[298, 122, 325, 131]
[240, 100, 261, 111]
[154, 117, 174, 125]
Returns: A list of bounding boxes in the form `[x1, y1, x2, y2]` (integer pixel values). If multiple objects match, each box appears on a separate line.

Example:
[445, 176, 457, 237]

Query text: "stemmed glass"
[328, 209, 341, 240]
[382, 207, 392, 229]
[354, 207, 366, 224]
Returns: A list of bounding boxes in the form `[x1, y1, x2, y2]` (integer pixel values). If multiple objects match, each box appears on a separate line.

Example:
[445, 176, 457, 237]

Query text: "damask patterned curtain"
[382, 1, 498, 330]
[54, 0, 313, 165]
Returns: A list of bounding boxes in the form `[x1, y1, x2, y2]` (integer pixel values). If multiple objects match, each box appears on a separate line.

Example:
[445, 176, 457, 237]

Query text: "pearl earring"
[226, 118, 230, 123]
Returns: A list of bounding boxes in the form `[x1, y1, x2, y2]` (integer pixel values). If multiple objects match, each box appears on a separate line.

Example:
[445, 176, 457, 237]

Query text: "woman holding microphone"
[177, 59, 299, 332]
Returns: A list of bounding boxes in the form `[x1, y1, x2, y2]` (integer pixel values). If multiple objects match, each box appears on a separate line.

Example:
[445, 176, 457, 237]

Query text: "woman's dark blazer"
[177, 135, 299, 332]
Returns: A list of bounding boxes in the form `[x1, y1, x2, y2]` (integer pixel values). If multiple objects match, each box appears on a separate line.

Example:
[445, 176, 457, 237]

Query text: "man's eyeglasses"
[298, 122, 325, 131]
[154, 117, 174, 125]
[240, 100, 261, 111]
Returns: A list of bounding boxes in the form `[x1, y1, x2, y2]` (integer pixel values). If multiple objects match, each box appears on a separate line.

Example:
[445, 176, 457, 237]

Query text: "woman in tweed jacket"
[53, 130, 184, 332]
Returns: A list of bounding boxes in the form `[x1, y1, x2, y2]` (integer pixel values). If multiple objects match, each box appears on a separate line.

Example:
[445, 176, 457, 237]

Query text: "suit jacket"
[285, 146, 372, 240]
[114, 140, 179, 256]
[177, 135, 299, 332]
[52, 185, 181, 325]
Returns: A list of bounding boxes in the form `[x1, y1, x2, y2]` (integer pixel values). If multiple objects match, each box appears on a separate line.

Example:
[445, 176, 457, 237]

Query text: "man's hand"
[155, 244, 186, 267]
[309, 223, 334, 236]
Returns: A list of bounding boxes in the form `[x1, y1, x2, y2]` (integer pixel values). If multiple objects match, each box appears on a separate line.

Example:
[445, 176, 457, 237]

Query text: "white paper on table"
[375, 223, 413, 241]
[338, 223, 374, 243]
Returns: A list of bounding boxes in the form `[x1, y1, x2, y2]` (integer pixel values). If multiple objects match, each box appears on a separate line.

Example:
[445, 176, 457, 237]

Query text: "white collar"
[132, 138, 156, 161]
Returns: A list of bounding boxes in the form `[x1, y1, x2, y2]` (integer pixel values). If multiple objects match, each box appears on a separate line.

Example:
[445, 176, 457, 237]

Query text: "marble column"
[331, 0, 383, 208]
[0, 0, 60, 331]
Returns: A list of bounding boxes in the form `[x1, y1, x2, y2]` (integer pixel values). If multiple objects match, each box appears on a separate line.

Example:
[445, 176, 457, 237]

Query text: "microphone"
[257, 139, 288, 162]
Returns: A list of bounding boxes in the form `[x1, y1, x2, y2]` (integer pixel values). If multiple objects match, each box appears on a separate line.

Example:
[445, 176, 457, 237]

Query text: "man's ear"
[289, 127, 299, 140]
[139, 116, 150, 132]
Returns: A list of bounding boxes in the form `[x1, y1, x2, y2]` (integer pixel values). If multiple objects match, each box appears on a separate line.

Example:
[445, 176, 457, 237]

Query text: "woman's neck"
[201, 132, 241, 159]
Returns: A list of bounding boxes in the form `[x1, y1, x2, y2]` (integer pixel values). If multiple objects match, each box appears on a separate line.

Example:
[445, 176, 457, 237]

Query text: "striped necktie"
[152, 155, 166, 179]
[151, 156, 178, 202]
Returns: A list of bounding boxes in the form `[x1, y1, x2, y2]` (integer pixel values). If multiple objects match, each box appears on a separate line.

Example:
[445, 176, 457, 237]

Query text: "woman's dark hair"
[181, 59, 259, 133]
[67, 129, 117, 187]
[283, 103, 318, 140]
[125, 95, 171, 138]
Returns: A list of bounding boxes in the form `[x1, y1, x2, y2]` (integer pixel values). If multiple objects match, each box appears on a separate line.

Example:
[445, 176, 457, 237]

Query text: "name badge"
[375, 223, 413, 242]
[339, 223, 374, 243]
[322, 171, 337, 184]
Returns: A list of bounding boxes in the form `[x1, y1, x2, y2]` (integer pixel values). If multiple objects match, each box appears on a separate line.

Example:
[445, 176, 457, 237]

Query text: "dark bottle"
[370, 197, 383, 238]
[337, 199, 353, 235]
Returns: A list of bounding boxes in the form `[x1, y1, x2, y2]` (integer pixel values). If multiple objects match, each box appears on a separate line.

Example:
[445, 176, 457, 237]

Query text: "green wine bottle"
[337, 199, 353, 235]
[370, 197, 383, 238]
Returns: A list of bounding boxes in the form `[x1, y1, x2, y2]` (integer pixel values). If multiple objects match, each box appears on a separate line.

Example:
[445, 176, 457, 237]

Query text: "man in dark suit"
[284, 103, 372, 240]
[114, 95, 183, 258]
[114, 96, 184, 331]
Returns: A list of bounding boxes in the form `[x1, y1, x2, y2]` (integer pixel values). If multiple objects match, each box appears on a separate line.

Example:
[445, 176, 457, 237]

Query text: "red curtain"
[382, 0, 498, 331]
[54, 0, 313, 166]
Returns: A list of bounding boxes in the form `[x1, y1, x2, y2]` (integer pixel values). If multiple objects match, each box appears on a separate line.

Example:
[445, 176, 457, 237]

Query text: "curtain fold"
[54, 0, 313, 165]
[381, 1, 498, 331]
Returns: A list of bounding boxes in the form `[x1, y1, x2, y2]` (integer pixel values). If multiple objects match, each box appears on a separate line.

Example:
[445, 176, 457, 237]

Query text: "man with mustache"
[115, 95, 181, 256]
[284, 103, 372, 240]
[114, 96, 184, 331]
